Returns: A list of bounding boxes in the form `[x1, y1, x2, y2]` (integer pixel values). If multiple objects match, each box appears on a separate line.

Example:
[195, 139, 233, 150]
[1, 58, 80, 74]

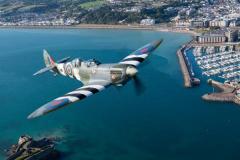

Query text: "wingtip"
[27, 111, 41, 120]
[156, 39, 163, 45]
[33, 72, 38, 76]
[27, 114, 34, 120]
[27, 113, 36, 120]
[152, 39, 163, 49]
[33, 70, 41, 76]
[27, 106, 47, 120]
[159, 39, 164, 44]
[27, 98, 70, 120]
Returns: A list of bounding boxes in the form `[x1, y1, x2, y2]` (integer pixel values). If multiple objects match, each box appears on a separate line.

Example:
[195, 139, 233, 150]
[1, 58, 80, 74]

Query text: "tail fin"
[33, 50, 57, 76]
[43, 50, 55, 68]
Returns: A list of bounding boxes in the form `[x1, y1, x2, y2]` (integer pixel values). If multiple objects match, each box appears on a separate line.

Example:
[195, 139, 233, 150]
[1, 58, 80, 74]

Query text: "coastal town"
[0, 0, 239, 27]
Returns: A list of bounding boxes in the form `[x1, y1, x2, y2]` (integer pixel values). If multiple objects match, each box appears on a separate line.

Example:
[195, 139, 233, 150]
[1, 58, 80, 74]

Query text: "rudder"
[43, 50, 55, 68]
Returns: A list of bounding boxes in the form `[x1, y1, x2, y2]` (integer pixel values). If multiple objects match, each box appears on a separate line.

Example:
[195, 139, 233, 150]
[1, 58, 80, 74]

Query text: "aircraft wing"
[120, 40, 163, 67]
[28, 81, 110, 119]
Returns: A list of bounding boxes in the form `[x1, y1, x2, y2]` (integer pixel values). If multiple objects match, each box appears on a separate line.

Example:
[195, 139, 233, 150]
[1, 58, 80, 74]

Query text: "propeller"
[126, 66, 146, 95]
[132, 75, 146, 95]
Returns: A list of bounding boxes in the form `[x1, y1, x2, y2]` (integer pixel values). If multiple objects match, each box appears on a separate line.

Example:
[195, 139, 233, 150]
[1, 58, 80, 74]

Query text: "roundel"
[64, 63, 73, 76]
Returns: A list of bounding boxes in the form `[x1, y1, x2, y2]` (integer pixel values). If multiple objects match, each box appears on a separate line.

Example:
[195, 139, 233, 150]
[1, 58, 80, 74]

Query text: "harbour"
[176, 28, 240, 104]
[191, 45, 240, 82]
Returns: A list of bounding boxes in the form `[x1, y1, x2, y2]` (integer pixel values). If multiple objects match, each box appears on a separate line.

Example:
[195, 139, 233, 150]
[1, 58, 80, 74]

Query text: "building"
[229, 19, 240, 27]
[190, 20, 204, 28]
[175, 20, 191, 28]
[190, 20, 209, 28]
[140, 18, 155, 26]
[225, 29, 239, 42]
[209, 19, 229, 27]
[197, 28, 240, 43]
[197, 34, 226, 43]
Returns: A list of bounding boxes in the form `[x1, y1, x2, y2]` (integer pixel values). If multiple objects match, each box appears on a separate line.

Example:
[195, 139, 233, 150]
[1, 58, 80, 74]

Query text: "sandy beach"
[0, 24, 197, 36]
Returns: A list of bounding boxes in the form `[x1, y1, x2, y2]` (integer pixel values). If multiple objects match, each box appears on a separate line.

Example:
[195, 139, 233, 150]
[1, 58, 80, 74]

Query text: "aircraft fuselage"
[55, 59, 135, 86]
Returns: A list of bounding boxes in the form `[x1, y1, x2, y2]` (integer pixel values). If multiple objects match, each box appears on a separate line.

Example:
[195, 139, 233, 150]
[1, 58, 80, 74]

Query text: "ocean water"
[0, 29, 240, 160]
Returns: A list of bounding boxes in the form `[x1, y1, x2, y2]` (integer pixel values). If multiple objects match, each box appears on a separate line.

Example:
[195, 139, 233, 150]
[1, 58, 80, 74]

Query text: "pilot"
[86, 59, 101, 67]
[73, 59, 81, 68]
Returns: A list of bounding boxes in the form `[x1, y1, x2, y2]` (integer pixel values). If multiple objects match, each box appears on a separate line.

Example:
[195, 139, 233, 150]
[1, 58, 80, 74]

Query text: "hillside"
[0, 0, 184, 25]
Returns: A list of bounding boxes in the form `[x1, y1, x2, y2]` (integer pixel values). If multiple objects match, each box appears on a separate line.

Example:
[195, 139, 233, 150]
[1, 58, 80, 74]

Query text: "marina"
[178, 41, 240, 105]
[191, 45, 240, 82]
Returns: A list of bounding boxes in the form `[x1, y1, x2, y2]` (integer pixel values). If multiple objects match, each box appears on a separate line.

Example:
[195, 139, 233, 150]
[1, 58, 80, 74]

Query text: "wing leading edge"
[28, 82, 110, 119]
[120, 40, 163, 67]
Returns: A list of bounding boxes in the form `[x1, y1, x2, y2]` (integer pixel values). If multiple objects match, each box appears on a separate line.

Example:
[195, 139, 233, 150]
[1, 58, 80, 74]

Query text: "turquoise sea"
[1, 29, 240, 160]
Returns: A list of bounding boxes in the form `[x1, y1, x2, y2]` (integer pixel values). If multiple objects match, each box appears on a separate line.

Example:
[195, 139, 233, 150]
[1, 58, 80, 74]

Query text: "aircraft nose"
[126, 66, 138, 77]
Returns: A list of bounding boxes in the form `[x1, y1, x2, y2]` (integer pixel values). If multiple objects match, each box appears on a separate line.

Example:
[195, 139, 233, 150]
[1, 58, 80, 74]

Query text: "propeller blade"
[133, 76, 146, 95]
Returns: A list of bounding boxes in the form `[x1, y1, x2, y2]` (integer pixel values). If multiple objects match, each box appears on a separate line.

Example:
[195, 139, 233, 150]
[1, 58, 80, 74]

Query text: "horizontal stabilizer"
[33, 66, 54, 76]
[57, 56, 71, 63]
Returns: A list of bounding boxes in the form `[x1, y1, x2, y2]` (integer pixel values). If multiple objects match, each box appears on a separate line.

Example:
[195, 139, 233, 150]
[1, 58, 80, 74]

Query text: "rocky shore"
[5, 135, 60, 160]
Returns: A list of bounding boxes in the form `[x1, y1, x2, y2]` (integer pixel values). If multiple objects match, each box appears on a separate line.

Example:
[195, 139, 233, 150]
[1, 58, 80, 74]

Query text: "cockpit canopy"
[72, 58, 82, 68]
[86, 59, 101, 67]
[72, 58, 101, 68]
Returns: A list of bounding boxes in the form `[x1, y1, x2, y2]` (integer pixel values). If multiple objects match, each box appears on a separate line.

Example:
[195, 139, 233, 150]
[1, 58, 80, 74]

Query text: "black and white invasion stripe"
[55, 84, 106, 102]
[120, 53, 148, 66]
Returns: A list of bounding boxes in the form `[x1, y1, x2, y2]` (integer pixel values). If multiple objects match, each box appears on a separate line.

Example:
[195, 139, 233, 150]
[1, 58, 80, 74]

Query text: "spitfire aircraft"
[28, 40, 163, 119]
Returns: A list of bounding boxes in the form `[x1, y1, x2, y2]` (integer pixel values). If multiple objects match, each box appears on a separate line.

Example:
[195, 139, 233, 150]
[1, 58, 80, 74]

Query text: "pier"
[202, 79, 240, 105]
[177, 45, 200, 88]
[177, 46, 191, 87]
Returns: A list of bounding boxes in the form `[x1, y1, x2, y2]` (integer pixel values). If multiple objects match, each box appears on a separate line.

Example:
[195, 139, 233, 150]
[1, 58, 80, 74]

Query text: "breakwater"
[177, 45, 200, 88]
[202, 79, 240, 105]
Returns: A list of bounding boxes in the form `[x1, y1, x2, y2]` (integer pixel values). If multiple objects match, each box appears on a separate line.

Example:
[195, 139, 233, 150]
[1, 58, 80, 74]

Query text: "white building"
[140, 19, 155, 26]
[229, 19, 240, 27]
[197, 34, 226, 43]
[175, 20, 191, 27]
[209, 19, 229, 27]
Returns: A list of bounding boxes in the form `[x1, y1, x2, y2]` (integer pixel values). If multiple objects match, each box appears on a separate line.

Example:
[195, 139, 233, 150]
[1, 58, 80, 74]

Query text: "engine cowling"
[110, 64, 138, 85]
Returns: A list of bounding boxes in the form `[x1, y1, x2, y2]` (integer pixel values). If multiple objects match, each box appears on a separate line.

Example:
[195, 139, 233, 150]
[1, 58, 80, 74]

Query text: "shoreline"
[0, 24, 197, 36]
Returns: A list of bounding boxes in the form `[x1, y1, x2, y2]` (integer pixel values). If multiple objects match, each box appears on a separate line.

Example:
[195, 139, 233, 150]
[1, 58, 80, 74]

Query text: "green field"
[80, 0, 106, 9]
